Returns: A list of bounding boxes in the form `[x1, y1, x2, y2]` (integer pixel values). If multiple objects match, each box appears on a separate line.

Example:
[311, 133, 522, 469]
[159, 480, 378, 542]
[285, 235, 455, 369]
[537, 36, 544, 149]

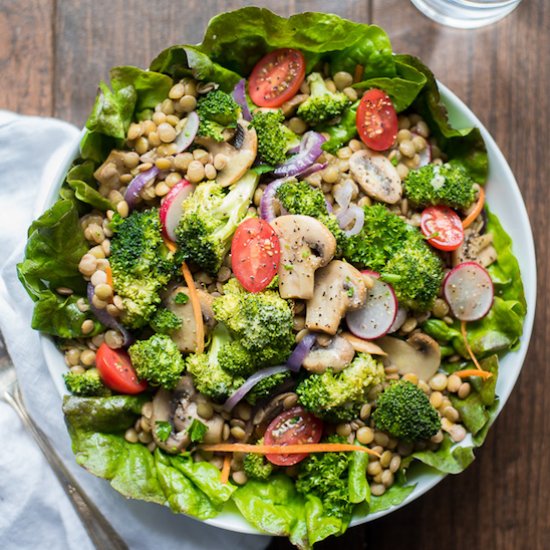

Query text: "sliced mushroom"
[93, 150, 128, 187]
[377, 333, 441, 381]
[302, 334, 355, 373]
[340, 331, 387, 356]
[164, 286, 216, 353]
[151, 376, 224, 453]
[452, 228, 497, 268]
[271, 215, 337, 299]
[349, 150, 402, 204]
[305, 260, 366, 335]
[195, 121, 257, 187]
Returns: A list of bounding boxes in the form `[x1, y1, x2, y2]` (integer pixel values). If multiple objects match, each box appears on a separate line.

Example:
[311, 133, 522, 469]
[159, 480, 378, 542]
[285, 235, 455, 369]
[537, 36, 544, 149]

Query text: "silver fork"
[0, 353, 128, 550]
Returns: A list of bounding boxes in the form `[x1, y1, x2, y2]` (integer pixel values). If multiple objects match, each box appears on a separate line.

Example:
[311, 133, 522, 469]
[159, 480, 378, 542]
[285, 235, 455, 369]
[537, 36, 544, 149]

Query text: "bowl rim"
[37, 81, 537, 535]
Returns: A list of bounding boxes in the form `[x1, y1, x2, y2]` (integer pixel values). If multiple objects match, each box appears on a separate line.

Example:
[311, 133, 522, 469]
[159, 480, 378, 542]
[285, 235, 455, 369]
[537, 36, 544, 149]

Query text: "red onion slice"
[299, 162, 327, 178]
[174, 111, 199, 153]
[87, 283, 134, 346]
[223, 365, 290, 411]
[336, 204, 365, 236]
[273, 131, 326, 178]
[259, 178, 289, 222]
[124, 166, 159, 211]
[232, 79, 252, 121]
[286, 332, 316, 372]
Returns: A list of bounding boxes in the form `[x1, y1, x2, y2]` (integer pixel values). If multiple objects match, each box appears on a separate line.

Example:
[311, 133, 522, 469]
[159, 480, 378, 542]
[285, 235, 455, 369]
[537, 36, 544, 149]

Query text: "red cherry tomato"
[249, 48, 306, 108]
[421, 206, 465, 251]
[356, 88, 398, 151]
[231, 218, 280, 293]
[95, 343, 147, 394]
[264, 406, 324, 466]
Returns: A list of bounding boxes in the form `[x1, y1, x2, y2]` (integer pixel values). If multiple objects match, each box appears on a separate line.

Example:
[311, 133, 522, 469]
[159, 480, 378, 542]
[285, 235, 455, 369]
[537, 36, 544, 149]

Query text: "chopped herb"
[347, 287, 355, 297]
[155, 421, 172, 442]
[390, 155, 399, 167]
[283, 264, 294, 271]
[188, 418, 208, 443]
[174, 292, 189, 304]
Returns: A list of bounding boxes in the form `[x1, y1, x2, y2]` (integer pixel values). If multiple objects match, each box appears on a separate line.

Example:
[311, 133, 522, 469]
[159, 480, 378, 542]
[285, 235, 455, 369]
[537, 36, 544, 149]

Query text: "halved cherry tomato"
[248, 48, 306, 108]
[356, 88, 398, 151]
[264, 406, 324, 466]
[231, 218, 280, 293]
[96, 343, 147, 394]
[421, 206, 464, 251]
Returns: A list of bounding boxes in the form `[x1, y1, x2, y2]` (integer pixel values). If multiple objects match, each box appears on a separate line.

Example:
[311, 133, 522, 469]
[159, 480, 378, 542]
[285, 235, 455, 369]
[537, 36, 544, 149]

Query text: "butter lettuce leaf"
[368, 482, 416, 514]
[408, 436, 475, 474]
[65, 161, 114, 211]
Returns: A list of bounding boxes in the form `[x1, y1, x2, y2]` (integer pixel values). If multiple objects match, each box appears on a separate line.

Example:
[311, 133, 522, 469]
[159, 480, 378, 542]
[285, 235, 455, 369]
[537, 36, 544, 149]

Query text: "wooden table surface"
[1, 0, 548, 548]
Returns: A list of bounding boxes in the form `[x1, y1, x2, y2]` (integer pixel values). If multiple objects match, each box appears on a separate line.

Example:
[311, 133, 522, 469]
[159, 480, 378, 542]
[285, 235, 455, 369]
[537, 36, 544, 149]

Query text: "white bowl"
[38, 82, 537, 534]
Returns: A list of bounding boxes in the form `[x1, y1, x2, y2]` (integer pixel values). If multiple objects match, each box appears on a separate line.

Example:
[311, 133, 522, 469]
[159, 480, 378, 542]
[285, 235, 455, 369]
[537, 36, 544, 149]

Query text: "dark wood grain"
[1, 0, 549, 548]
[0, 0, 55, 115]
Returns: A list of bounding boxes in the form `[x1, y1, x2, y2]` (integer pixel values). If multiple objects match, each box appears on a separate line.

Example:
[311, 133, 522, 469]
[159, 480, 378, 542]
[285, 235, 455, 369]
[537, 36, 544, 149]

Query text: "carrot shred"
[353, 64, 364, 83]
[220, 454, 231, 484]
[105, 266, 113, 288]
[462, 186, 485, 229]
[181, 262, 205, 354]
[460, 320, 482, 371]
[163, 236, 177, 253]
[455, 368, 493, 380]
[199, 443, 381, 458]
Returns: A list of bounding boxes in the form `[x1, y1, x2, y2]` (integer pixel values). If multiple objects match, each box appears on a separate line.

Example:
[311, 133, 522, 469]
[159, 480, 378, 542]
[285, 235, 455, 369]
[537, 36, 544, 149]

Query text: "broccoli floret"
[175, 172, 259, 274]
[296, 435, 353, 518]
[296, 353, 385, 422]
[276, 179, 347, 250]
[196, 90, 240, 141]
[297, 72, 351, 125]
[403, 162, 476, 210]
[185, 324, 245, 401]
[250, 110, 300, 166]
[246, 371, 292, 405]
[128, 334, 185, 389]
[63, 368, 110, 397]
[150, 308, 182, 334]
[373, 380, 441, 441]
[343, 204, 414, 271]
[110, 209, 175, 328]
[212, 280, 294, 371]
[243, 439, 273, 480]
[381, 235, 444, 311]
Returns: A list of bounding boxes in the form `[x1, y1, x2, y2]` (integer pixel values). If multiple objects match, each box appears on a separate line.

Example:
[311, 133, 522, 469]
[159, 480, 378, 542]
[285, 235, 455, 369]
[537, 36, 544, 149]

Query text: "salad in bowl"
[18, 8, 530, 549]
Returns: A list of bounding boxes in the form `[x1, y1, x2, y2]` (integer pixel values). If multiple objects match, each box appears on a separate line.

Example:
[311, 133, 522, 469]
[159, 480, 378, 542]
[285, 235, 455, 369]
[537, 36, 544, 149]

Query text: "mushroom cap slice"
[195, 121, 257, 188]
[349, 150, 402, 204]
[452, 228, 497, 268]
[377, 333, 441, 381]
[165, 286, 216, 353]
[271, 215, 337, 300]
[305, 260, 367, 335]
[340, 331, 387, 356]
[302, 334, 355, 373]
[151, 376, 224, 453]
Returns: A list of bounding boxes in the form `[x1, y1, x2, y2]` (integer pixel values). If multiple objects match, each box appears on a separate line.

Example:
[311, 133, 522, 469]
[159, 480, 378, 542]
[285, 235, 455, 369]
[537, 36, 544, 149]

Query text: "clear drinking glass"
[410, 0, 522, 29]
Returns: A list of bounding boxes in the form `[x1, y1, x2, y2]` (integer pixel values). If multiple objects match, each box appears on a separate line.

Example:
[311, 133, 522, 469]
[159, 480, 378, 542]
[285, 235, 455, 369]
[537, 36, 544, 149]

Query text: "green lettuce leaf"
[65, 161, 114, 211]
[348, 447, 370, 504]
[472, 400, 500, 446]
[408, 436, 475, 474]
[232, 475, 308, 549]
[304, 494, 346, 546]
[320, 101, 359, 153]
[368, 482, 416, 514]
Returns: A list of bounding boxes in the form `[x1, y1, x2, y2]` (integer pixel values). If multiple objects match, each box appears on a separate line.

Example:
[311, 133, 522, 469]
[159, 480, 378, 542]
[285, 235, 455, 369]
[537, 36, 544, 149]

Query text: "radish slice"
[346, 278, 398, 340]
[159, 180, 194, 241]
[443, 261, 494, 321]
[388, 306, 407, 333]
[174, 111, 199, 153]
[411, 131, 432, 167]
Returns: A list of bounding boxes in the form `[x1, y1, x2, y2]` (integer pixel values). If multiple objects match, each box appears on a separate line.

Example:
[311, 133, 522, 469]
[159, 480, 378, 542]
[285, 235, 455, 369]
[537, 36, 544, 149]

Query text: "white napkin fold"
[0, 112, 268, 550]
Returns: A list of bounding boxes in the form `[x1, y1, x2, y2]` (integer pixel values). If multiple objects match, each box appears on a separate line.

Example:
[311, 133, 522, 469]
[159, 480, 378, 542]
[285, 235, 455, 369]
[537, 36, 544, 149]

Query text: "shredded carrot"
[220, 454, 231, 484]
[460, 320, 482, 371]
[199, 443, 381, 458]
[181, 261, 205, 354]
[163, 235, 177, 253]
[462, 186, 485, 229]
[105, 266, 113, 288]
[353, 64, 364, 84]
[455, 368, 493, 380]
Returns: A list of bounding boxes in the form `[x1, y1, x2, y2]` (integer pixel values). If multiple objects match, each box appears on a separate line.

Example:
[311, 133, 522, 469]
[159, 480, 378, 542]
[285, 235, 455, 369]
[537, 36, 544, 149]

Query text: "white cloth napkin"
[0, 112, 268, 550]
